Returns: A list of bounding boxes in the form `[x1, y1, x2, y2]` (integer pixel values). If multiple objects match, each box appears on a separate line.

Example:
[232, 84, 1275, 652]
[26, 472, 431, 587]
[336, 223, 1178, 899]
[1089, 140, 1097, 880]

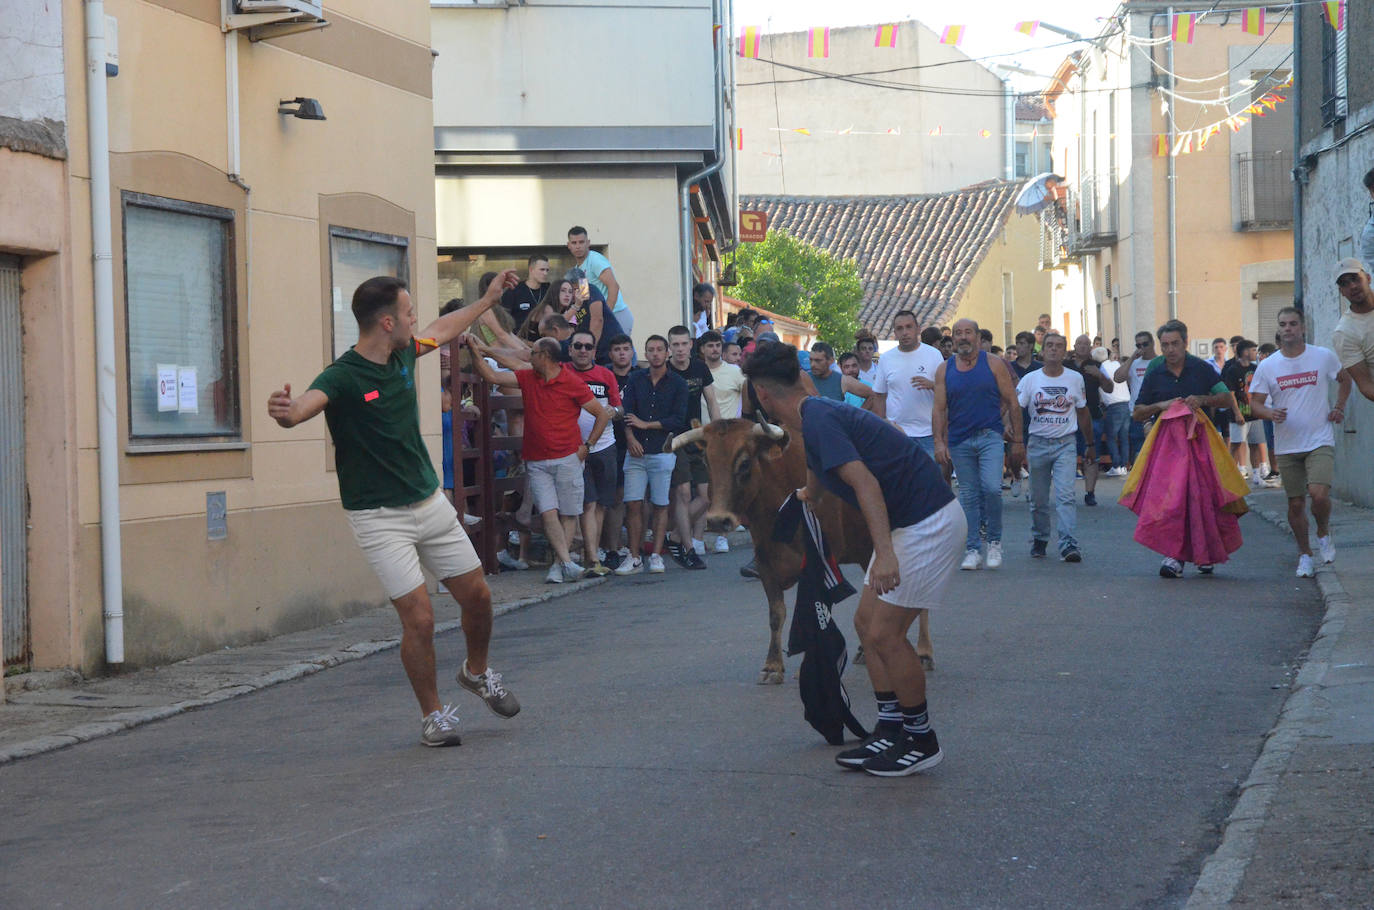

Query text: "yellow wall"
[953, 213, 1054, 347]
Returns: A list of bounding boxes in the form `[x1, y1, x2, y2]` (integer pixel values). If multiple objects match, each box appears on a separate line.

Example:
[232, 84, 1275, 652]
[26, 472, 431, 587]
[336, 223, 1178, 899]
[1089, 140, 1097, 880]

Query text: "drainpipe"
[1165, 7, 1178, 320]
[1292, 5, 1304, 313]
[1003, 78, 1015, 181]
[680, 0, 726, 325]
[85, 0, 124, 664]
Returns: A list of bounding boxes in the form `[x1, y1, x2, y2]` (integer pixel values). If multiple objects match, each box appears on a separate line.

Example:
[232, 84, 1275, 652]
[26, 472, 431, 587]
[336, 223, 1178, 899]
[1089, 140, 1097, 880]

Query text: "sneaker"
[1318, 536, 1336, 564]
[835, 727, 901, 769]
[692, 538, 707, 556]
[1159, 557, 1183, 578]
[458, 663, 521, 718]
[545, 564, 564, 584]
[1010, 478, 1022, 499]
[617, 546, 631, 561]
[602, 550, 623, 571]
[647, 553, 666, 573]
[1198, 564, 1214, 575]
[614, 556, 643, 576]
[1061, 546, 1082, 563]
[1030, 539, 1048, 558]
[1263, 475, 1282, 489]
[461, 512, 483, 527]
[561, 561, 584, 582]
[986, 541, 1003, 569]
[713, 536, 730, 554]
[421, 705, 462, 747]
[507, 530, 521, 546]
[1084, 491, 1097, 507]
[861, 731, 943, 777]
[740, 558, 760, 579]
[583, 562, 612, 578]
[596, 547, 607, 563]
[497, 550, 529, 571]
[664, 537, 690, 568]
[1249, 471, 1264, 490]
[1296, 554, 1315, 578]
[960, 548, 982, 571]
[683, 550, 708, 570]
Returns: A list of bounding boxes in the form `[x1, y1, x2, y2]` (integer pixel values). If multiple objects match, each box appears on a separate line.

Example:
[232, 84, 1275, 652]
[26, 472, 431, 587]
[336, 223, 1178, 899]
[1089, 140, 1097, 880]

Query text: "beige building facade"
[1040, 2, 1293, 350]
[430, 0, 735, 344]
[2, 0, 441, 673]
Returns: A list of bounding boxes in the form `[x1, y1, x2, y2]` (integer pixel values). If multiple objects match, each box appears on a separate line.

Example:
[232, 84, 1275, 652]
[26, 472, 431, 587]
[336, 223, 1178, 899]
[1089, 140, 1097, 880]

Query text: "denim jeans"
[1027, 434, 1078, 551]
[1128, 418, 1147, 463]
[950, 428, 1004, 550]
[1103, 402, 1131, 469]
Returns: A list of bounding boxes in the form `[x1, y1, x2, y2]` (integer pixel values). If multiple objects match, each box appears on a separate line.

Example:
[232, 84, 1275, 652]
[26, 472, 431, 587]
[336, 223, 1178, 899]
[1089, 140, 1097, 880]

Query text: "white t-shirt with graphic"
[873, 343, 946, 438]
[1248, 344, 1343, 455]
[1017, 367, 1086, 439]
[1127, 356, 1153, 408]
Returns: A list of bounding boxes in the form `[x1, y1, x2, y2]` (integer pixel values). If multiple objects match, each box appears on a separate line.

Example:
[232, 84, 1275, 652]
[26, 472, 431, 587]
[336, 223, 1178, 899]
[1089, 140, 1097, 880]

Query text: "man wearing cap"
[1333, 258, 1374, 403]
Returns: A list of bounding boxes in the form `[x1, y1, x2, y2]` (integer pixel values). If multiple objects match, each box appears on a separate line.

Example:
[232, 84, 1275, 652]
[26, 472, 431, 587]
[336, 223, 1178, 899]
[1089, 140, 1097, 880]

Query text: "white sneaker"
[561, 561, 584, 582]
[1238, 465, 1251, 480]
[692, 538, 706, 556]
[986, 541, 1003, 569]
[1296, 554, 1315, 578]
[508, 530, 521, 546]
[1318, 536, 1336, 564]
[597, 548, 607, 563]
[497, 550, 528, 571]
[617, 546, 631, 560]
[1249, 471, 1264, 490]
[713, 536, 730, 553]
[960, 548, 982, 571]
[545, 564, 564, 584]
[647, 553, 666, 573]
[1010, 478, 1022, 499]
[614, 556, 643, 576]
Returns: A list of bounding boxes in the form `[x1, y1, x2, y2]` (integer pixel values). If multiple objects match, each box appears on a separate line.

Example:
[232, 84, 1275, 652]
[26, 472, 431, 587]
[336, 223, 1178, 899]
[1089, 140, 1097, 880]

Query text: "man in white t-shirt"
[872, 310, 946, 457]
[1332, 257, 1374, 404]
[1098, 347, 1132, 475]
[699, 329, 744, 421]
[1016, 332, 1093, 562]
[855, 334, 880, 387]
[1248, 306, 1352, 579]
[1113, 329, 1157, 466]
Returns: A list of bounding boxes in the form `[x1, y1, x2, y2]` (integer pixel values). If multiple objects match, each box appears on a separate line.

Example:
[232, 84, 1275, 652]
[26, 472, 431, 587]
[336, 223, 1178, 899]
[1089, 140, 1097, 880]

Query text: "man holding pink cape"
[1121, 320, 1247, 578]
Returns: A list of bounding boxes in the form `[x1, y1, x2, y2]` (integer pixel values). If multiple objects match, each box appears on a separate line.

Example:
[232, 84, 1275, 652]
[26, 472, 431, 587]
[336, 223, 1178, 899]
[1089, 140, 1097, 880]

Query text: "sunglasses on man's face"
[571, 342, 594, 351]
[1136, 341, 1150, 347]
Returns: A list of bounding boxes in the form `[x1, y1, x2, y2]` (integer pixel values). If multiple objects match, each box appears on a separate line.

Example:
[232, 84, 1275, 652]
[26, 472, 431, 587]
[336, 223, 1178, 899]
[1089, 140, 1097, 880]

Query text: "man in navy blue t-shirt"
[744, 341, 966, 778]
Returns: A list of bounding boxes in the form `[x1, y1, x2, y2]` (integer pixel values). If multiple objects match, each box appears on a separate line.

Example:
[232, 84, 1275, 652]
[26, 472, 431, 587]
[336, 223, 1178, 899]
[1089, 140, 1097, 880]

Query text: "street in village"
[0, 483, 1342, 908]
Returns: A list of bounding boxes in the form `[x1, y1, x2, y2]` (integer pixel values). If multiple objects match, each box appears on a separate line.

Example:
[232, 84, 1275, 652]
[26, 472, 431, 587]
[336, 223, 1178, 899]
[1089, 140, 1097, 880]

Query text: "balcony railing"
[1236, 151, 1293, 230]
[1066, 172, 1118, 253]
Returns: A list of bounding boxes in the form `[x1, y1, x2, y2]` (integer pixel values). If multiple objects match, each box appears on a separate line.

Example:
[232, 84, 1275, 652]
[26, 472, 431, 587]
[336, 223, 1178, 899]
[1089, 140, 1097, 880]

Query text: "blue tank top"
[945, 351, 1004, 446]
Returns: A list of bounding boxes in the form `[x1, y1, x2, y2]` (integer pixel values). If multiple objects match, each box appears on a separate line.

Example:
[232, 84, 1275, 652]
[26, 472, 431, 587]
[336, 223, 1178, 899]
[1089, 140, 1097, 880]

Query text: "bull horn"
[751, 422, 785, 439]
[670, 427, 707, 452]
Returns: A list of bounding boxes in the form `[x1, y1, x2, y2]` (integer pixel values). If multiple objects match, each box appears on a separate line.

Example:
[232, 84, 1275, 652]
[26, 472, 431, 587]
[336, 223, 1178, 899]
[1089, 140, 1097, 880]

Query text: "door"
[0, 254, 27, 668]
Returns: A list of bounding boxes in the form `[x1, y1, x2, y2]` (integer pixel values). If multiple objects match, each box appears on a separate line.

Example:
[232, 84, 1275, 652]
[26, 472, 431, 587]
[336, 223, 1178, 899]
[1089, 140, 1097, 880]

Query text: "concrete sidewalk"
[1188, 487, 1374, 908]
[0, 565, 614, 764]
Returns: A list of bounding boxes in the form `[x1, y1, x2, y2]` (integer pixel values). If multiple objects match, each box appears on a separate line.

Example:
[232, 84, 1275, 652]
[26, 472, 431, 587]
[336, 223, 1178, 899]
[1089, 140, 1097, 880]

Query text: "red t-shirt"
[515, 364, 594, 460]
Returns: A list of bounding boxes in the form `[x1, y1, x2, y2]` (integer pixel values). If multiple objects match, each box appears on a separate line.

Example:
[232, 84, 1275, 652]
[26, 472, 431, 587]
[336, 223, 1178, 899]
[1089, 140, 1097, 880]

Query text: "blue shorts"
[623, 453, 674, 506]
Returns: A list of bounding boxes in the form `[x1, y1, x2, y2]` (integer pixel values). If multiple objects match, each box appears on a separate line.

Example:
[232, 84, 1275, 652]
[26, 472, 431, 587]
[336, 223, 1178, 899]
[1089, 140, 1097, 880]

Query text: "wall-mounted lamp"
[278, 97, 326, 121]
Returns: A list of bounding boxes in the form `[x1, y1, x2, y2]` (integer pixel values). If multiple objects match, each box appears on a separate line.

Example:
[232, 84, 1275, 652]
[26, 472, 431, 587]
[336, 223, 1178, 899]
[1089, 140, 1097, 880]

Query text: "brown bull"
[672, 418, 932, 685]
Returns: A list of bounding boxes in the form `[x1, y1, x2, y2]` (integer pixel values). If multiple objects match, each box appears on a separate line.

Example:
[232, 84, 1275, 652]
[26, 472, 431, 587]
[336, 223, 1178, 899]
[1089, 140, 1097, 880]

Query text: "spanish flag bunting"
[929, 126, 943, 136]
[736, 128, 743, 150]
[837, 126, 853, 136]
[1198, 130, 1211, 151]
[979, 129, 992, 138]
[1155, 134, 1169, 157]
[1015, 21, 1039, 37]
[1260, 96, 1278, 110]
[1230, 115, 1248, 132]
[807, 27, 830, 58]
[1173, 131, 1193, 156]
[1171, 12, 1195, 43]
[886, 127, 901, 135]
[1323, 1, 1345, 32]
[738, 26, 762, 58]
[940, 25, 964, 47]
[1241, 8, 1264, 36]
[874, 24, 898, 48]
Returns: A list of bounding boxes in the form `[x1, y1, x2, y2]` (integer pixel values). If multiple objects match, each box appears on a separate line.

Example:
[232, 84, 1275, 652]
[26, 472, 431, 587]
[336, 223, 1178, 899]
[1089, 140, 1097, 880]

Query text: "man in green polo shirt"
[268, 272, 521, 747]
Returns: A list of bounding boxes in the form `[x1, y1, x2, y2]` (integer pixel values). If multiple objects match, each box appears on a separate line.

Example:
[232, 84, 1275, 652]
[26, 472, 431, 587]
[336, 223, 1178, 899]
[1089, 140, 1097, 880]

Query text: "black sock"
[875, 691, 901, 730]
[901, 701, 931, 737]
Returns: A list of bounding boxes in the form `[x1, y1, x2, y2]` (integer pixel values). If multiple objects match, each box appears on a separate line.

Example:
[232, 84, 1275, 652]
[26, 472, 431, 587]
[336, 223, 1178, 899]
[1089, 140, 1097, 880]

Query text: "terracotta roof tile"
[741, 180, 1026, 338]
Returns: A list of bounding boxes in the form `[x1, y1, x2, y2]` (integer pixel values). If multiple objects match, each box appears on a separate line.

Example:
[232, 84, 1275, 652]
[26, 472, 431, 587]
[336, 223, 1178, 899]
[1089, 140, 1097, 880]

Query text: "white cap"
[1334, 257, 1369, 282]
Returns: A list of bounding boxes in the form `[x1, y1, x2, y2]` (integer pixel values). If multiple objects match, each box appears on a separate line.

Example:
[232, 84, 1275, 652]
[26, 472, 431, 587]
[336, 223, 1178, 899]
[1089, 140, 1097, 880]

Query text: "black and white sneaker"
[835, 727, 901, 770]
[861, 731, 943, 777]
[665, 537, 690, 568]
[1160, 557, 1183, 578]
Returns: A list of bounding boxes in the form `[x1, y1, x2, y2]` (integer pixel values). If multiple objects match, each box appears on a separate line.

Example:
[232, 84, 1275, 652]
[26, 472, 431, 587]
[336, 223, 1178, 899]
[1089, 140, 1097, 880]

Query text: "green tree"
[732, 228, 864, 348]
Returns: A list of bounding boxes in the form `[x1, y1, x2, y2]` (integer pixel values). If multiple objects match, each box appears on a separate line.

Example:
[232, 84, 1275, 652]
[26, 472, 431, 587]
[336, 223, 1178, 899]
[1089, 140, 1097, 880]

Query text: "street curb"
[1184, 507, 1349, 909]
[0, 575, 610, 767]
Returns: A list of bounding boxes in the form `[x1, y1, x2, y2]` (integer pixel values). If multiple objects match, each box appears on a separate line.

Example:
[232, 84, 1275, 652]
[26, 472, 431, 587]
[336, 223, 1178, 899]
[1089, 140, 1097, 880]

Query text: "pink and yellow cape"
[1118, 401, 1249, 565]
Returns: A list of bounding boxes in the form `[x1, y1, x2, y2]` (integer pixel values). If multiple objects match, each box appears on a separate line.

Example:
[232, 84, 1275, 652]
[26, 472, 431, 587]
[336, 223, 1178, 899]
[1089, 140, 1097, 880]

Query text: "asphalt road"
[0, 483, 1323, 909]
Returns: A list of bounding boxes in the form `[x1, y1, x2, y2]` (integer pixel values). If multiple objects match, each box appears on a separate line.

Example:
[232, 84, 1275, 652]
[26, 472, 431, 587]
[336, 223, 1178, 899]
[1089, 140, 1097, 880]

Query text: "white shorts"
[865, 499, 967, 610]
[344, 490, 482, 600]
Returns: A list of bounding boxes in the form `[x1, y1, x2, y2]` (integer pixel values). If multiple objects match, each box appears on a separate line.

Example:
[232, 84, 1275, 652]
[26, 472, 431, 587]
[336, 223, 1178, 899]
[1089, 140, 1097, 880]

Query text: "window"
[329, 228, 408, 360]
[1014, 141, 1030, 178]
[123, 194, 239, 441]
[1320, 11, 1348, 126]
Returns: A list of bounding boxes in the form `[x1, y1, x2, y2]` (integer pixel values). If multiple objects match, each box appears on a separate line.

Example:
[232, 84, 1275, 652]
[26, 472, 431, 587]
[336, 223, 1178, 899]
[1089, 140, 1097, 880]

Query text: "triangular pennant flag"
[1261, 96, 1278, 110]
[1230, 115, 1248, 132]
[929, 126, 943, 136]
[941, 25, 964, 46]
[738, 26, 762, 58]
[1156, 135, 1169, 157]
[736, 128, 743, 151]
[1173, 131, 1193, 156]
[1241, 8, 1265, 36]
[792, 128, 811, 136]
[1015, 21, 1039, 37]
[807, 27, 830, 59]
[979, 129, 992, 138]
[886, 127, 901, 135]
[1171, 12, 1196, 43]
[837, 126, 853, 136]
[1323, 1, 1345, 32]
[874, 24, 898, 48]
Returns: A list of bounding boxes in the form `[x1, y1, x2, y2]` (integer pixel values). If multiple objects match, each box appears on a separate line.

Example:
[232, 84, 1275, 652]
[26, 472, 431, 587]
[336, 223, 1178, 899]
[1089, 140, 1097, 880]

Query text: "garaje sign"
[739, 210, 768, 243]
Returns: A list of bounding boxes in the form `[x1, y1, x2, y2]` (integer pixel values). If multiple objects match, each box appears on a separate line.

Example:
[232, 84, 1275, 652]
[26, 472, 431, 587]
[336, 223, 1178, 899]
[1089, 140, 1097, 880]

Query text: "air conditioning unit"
[235, 0, 323, 16]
